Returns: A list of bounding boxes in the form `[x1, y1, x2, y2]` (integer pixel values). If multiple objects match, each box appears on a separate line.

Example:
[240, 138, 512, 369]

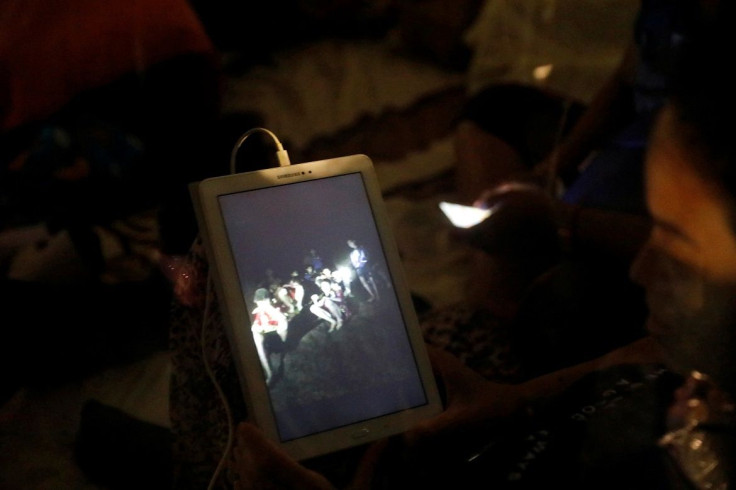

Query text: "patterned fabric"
[419, 303, 522, 382]
[168, 238, 246, 490]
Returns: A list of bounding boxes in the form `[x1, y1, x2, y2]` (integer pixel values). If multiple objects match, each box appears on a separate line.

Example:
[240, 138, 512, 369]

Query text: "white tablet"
[191, 154, 443, 461]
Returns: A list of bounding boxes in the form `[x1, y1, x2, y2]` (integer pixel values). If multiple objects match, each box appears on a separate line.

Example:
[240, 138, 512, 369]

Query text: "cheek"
[702, 231, 736, 280]
[632, 245, 736, 383]
[631, 246, 705, 323]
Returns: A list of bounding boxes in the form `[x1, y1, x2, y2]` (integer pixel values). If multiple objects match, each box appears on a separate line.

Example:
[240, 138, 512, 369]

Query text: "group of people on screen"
[250, 239, 384, 383]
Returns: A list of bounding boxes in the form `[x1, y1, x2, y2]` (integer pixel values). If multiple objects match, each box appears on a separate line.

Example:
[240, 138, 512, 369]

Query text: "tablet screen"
[218, 172, 429, 442]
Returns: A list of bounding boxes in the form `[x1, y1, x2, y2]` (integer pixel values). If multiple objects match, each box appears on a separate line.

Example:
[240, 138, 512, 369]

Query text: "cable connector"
[229, 127, 291, 174]
[275, 148, 291, 167]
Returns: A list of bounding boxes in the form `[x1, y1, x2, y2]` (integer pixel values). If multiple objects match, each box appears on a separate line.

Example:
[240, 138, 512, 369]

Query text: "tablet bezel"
[192, 154, 443, 461]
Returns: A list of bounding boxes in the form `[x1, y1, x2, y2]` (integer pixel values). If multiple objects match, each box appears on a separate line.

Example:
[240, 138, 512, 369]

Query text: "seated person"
[283, 271, 306, 314]
[451, 0, 717, 375]
[231, 11, 736, 488]
[454, 0, 705, 209]
[309, 279, 345, 333]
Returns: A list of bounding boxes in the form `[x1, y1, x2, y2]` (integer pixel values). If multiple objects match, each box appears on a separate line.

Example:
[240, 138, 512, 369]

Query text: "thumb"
[346, 438, 390, 490]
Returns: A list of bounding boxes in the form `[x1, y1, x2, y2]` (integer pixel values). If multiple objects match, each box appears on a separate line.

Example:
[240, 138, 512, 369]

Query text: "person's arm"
[557, 201, 652, 265]
[516, 335, 659, 405]
[405, 336, 661, 448]
[537, 44, 638, 183]
[464, 182, 651, 267]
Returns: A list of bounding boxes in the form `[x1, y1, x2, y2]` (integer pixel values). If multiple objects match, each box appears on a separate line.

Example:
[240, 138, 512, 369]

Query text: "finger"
[346, 438, 390, 490]
[233, 423, 270, 490]
[407, 350, 506, 446]
[404, 412, 455, 447]
[235, 423, 299, 488]
[234, 423, 333, 490]
[426, 344, 466, 373]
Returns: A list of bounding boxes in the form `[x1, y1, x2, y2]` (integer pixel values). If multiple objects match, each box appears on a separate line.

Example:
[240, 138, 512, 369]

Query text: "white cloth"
[222, 38, 463, 150]
[464, 0, 640, 103]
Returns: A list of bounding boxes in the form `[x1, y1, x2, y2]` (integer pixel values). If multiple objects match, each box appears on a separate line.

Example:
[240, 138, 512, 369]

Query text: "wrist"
[556, 203, 582, 255]
[508, 381, 541, 420]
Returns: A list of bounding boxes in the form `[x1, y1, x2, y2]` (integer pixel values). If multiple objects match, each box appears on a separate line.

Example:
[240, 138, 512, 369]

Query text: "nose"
[629, 241, 668, 290]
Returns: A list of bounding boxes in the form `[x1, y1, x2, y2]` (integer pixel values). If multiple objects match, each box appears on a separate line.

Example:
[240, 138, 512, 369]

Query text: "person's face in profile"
[631, 105, 736, 387]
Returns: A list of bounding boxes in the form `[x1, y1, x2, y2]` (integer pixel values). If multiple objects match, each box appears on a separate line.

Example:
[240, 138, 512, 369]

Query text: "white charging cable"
[229, 127, 291, 174]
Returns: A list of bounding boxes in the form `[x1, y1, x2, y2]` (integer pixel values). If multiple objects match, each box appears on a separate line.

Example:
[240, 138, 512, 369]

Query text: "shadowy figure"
[347, 239, 379, 302]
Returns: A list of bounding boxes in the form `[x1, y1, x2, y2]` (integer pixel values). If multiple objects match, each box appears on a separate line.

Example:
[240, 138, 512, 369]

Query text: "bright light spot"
[689, 437, 703, 450]
[533, 64, 554, 81]
[439, 201, 492, 228]
[336, 265, 354, 282]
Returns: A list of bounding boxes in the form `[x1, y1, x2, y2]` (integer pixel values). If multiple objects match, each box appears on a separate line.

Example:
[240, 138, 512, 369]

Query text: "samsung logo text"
[277, 172, 303, 179]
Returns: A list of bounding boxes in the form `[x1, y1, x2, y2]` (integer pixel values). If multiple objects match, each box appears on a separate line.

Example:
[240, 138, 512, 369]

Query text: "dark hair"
[254, 288, 269, 302]
[668, 2, 736, 199]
